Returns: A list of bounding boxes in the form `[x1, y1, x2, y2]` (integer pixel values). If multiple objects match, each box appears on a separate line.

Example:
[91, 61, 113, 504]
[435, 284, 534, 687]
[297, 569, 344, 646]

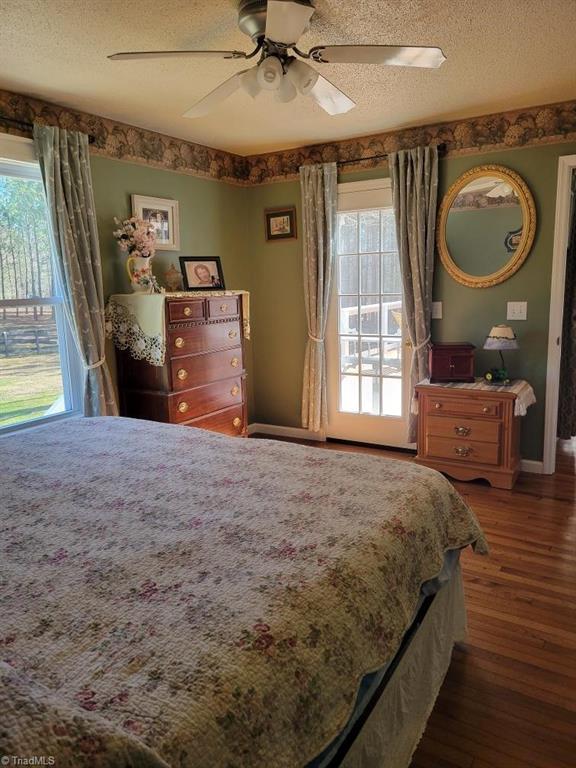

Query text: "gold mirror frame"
[437, 164, 536, 288]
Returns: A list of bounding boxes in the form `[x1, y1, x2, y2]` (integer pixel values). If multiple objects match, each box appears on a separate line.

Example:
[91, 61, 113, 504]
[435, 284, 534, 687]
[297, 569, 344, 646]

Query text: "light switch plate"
[507, 301, 527, 320]
[432, 301, 443, 319]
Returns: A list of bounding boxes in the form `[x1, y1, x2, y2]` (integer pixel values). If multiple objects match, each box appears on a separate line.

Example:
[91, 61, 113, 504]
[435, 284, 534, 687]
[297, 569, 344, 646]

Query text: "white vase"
[126, 255, 154, 293]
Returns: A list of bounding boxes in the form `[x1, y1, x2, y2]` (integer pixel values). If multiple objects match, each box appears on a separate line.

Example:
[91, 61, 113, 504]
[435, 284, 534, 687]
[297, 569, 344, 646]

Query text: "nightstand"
[415, 379, 535, 489]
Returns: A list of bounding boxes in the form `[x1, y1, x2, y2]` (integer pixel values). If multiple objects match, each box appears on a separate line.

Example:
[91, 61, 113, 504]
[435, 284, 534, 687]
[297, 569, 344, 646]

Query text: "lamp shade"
[483, 324, 519, 350]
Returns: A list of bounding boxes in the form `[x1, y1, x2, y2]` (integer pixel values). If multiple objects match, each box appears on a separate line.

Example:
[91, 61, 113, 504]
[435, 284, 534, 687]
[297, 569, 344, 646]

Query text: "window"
[336, 205, 403, 417]
[0, 150, 80, 431]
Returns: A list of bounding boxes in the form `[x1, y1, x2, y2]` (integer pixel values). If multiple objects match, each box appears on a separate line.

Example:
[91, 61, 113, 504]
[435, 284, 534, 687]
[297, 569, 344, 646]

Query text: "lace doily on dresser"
[105, 301, 165, 366]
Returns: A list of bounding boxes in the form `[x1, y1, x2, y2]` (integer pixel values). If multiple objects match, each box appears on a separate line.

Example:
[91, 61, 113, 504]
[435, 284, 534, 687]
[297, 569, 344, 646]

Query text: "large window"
[0, 155, 80, 431]
[336, 206, 403, 417]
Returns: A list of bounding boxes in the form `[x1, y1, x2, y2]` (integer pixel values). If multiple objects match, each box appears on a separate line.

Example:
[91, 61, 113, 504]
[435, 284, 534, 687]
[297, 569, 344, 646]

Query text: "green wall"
[89, 156, 254, 414]
[244, 142, 576, 461]
[446, 206, 523, 276]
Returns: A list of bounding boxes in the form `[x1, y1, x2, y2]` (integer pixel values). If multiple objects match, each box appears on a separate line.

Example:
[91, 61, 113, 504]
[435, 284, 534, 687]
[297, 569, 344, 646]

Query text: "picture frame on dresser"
[179, 256, 225, 291]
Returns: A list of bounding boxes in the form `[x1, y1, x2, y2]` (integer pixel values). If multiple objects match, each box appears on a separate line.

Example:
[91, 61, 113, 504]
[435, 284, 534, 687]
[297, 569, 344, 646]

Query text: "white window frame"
[0, 134, 83, 435]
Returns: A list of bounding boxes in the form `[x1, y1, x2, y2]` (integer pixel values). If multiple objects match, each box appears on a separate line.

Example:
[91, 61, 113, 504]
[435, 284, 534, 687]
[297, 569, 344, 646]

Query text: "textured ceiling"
[1, 0, 575, 155]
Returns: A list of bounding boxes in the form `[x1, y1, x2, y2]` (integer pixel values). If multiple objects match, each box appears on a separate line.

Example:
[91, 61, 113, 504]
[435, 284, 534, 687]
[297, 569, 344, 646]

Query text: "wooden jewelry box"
[429, 342, 475, 383]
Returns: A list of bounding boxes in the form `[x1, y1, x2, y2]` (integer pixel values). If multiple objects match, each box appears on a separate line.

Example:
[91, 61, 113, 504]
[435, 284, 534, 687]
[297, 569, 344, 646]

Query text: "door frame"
[543, 154, 576, 474]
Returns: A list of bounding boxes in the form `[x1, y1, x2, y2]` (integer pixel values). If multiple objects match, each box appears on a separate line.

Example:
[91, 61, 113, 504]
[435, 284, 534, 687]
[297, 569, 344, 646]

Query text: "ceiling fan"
[109, 0, 446, 118]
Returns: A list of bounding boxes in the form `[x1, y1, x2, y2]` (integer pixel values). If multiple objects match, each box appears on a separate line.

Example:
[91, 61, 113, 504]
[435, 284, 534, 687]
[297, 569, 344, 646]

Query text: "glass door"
[326, 180, 411, 446]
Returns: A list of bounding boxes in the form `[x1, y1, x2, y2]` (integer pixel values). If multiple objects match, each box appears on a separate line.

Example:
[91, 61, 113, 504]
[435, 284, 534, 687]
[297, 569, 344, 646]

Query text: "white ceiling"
[1, 0, 575, 155]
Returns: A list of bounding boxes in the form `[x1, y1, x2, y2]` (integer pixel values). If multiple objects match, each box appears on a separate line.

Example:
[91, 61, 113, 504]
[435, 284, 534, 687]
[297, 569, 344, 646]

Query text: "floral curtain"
[300, 162, 337, 432]
[33, 124, 117, 416]
[389, 146, 439, 442]
[557, 171, 576, 439]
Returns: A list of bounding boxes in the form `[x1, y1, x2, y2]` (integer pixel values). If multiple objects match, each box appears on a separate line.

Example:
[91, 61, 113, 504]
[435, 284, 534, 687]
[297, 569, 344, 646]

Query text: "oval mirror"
[437, 165, 536, 288]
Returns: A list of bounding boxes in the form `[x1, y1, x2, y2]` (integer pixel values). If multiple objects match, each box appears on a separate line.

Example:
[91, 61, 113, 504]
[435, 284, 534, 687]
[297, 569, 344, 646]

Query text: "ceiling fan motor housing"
[238, 0, 315, 41]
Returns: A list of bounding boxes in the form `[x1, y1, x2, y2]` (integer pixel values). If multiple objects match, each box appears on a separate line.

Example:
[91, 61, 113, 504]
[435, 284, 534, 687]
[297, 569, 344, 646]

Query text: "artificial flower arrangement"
[113, 217, 163, 293]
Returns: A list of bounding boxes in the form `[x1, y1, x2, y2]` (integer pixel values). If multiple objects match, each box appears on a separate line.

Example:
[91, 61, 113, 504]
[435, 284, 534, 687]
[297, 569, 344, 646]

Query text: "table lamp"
[483, 324, 518, 384]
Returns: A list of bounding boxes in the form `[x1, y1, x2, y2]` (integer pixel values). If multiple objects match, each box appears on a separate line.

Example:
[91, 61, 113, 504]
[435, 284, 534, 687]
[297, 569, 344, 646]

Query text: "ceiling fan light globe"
[239, 67, 261, 98]
[287, 59, 319, 96]
[256, 56, 283, 90]
[275, 75, 298, 103]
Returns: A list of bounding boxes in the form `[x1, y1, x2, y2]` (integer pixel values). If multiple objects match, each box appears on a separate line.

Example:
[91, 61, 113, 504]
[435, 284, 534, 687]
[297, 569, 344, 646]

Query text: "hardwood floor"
[253, 434, 576, 768]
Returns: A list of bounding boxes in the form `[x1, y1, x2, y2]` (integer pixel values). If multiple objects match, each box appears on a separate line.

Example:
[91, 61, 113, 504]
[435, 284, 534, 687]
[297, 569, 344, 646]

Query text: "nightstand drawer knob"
[183, 306, 192, 317]
[228, 330, 238, 339]
[231, 356, 239, 368]
[177, 368, 188, 381]
[220, 303, 229, 312]
[175, 337, 185, 349]
[178, 401, 189, 414]
[233, 417, 242, 429]
[434, 402, 442, 409]
[454, 446, 471, 457]
[482, 406, 490, 413]
[230, 385, 240, 397]
[454, 425, 471, 437]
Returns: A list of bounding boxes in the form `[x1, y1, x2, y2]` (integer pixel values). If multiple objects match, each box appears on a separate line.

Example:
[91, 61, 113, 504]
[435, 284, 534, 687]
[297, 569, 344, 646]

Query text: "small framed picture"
[265, 206, 297, 241]
[179, 257, 225, 291]
[132, 195, 180, 251]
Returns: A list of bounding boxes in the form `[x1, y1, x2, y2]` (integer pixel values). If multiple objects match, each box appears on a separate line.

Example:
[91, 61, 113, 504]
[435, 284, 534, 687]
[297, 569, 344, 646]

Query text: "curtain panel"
[299, 162, 337, 433]
[33, 124, 117, 417]
[389, 146, 439, 442]
[557, 171, 576, 439]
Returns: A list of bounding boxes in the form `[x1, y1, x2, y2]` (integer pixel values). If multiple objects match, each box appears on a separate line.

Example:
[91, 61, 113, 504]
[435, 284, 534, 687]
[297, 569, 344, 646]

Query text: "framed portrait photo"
[179, 257, 225, 291]
[265, 206, 297, 241]
[131, 194, 180, 251]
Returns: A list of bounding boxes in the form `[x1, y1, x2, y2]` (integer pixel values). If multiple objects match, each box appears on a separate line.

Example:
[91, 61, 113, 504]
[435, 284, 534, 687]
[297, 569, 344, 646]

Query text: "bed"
[0, 417, 487, 767]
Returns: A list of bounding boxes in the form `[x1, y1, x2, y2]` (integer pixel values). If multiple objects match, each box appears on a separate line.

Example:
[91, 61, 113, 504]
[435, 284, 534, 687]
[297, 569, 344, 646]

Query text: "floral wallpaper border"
[1, 87, 576, 186]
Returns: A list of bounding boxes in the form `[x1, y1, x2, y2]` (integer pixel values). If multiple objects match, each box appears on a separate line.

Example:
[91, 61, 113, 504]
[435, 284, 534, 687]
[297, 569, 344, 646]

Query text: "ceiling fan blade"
[309, 45, 446, 68]
[265, 0, 315, 45]
[109, 49, 248, 61]
[183, 70, 247, 118]
[309, 74, 355, 116]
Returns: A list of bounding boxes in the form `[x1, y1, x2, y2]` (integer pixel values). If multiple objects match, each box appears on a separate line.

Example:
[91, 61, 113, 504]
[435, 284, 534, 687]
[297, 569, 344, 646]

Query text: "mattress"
[0, 416, 487, 767]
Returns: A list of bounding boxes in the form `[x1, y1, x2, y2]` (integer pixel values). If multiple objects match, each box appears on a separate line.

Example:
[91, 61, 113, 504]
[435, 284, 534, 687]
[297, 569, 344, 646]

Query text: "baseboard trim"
[248, 423, 326, 441]
[521, 459, 544, 474]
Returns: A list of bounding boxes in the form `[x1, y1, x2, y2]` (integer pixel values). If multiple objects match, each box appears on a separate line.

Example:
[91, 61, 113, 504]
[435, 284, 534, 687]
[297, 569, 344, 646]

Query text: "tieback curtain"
[299, 162, 337, 433]
[33, 124, 117, 417]
[389, 146, 439, 442]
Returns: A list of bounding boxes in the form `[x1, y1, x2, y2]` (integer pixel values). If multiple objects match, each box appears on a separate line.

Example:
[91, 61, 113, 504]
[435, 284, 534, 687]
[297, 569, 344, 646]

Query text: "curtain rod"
[0, 115, 96, 144]
[337, 142, 447, 167]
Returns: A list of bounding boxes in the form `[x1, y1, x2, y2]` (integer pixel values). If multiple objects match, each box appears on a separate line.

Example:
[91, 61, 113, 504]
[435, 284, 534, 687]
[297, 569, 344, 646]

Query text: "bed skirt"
[340, 563, 466, 768]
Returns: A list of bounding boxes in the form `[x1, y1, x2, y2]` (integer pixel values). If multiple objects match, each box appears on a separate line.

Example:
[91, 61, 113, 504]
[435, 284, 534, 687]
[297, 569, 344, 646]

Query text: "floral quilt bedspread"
[0, 417, 487, 767]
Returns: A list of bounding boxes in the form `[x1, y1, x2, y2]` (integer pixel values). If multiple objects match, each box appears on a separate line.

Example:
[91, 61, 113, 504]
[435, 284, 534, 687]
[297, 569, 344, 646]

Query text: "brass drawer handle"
[454, 425, 471, 437]
[174, 337, 185, 349]
[230, 385, 240, 397]
[482, 406, 490, 413]
[228, 330, 238, 339]
[231, 356, 239, 368]
[434, 402, 442, 409]
[454, 446, 471, 457]
[178, 401, 189, 414]
[232, 417, 242, 429]
[177, 368, 188, 381]
[220, 303, 229, 312]
[183, 306, 192, 317]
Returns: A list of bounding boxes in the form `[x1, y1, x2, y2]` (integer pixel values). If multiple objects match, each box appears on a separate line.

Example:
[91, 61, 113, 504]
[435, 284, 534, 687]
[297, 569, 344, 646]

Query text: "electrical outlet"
[432, 301, 443, 319]
[507, 301, 527, 321]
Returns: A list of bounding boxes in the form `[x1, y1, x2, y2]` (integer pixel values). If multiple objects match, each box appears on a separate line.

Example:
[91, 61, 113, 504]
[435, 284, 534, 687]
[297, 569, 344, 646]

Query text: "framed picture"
[265, 206, 297, 241]
[179, 257, 225, 291]
[131, 195, 180, 251]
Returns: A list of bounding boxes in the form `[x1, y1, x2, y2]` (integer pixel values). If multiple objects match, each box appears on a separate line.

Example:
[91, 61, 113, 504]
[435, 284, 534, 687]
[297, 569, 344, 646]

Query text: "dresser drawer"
[170, 377, 244, 423]
[426, 436, 500, 466]
[168, 320, 241, 357]
[185, 404, 245, 436]
[207, 297, 239, 319]
[428, 415, 500, 444]
[167, 299, 205, 323]
[171, 348, 243, 391]
[426, 396, 501, 419]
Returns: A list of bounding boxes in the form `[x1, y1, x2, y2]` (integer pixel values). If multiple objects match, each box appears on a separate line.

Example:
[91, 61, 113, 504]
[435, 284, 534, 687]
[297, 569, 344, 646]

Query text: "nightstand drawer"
[167, 299, 205, 323]
[427, 396, 502, 419]
[207, 297, 239, 318]
[427, 436, 500, 466]
[428, 415, 500, 444]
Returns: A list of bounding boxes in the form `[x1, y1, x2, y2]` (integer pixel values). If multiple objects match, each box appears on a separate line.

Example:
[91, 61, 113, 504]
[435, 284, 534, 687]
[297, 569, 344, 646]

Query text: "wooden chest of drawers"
[117, 295, 247, 437]
[415, 384, 521, 489]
